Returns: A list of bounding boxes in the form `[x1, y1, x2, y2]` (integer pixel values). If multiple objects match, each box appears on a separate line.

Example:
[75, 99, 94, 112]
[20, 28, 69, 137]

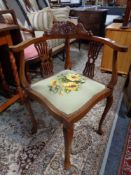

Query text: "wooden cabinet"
[70, 8, 108, 37]
[101, 23, 131, 75]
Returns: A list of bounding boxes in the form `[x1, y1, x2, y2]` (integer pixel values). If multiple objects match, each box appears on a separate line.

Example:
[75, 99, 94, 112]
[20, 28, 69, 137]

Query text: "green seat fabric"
[31, 70, 106, 115]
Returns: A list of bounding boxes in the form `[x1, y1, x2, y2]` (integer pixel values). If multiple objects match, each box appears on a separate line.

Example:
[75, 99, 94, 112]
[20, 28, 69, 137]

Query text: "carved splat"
[45, 21, 93, 36]
[35, 41, 53, 78]
[83, 41, 102, 79]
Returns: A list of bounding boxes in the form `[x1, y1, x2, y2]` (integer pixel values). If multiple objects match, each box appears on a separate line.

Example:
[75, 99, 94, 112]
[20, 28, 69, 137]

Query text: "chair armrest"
[95, 36, 128, 88]
[94, 36, 128, 52]
[19, 26, 35, 37]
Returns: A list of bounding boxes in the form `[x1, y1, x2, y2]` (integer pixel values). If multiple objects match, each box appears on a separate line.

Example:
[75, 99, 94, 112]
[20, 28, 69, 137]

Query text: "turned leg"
[63, 124, 74, 169]
[97, 95, 113, 135]
[24, 98, 37, 134]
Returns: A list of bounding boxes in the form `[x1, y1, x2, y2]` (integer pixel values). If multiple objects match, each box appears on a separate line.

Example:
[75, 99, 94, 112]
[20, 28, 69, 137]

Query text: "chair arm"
[9, 37, 49, 53]
[9, 38, 35, 52]
[94, 36, 128, 89]
[19, 26, 35, 37]
[93, 36, 128, 52]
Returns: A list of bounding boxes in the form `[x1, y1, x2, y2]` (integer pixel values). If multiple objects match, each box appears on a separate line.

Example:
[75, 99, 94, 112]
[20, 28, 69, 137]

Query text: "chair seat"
[31, 70, 108, 115]
[24, 44, 38, 61]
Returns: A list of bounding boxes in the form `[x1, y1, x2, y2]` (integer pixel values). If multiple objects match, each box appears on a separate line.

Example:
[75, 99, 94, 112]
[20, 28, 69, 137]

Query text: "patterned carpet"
[118, 120, 131, 175]
[0, 44, 126, 175]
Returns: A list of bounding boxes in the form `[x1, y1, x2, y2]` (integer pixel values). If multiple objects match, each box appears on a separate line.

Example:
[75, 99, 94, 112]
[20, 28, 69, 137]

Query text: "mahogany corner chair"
[9, 21, 127, 170]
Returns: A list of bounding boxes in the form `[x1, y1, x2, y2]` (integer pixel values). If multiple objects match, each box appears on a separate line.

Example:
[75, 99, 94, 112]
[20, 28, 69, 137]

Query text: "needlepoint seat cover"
[31, 70, 106, 115]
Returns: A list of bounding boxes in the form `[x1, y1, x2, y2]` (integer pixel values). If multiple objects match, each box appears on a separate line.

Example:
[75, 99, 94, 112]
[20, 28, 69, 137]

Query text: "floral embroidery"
[49, 73, 86, 95]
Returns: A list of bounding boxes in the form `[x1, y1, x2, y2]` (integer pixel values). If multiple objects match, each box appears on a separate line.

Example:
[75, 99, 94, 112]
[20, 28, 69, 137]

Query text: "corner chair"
[9, 21, 128, 169]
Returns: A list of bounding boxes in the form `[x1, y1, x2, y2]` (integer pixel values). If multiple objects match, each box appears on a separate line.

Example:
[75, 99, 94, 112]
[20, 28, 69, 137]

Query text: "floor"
[103, 99, 130, 175]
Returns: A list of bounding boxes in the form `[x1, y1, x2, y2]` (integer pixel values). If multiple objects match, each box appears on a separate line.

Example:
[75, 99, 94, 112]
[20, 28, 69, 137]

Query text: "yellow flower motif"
[49, 73, 85, 95]
[50, 79, 59, 87]
[66, 73, 80, 81]
[63, 82, 79, 91]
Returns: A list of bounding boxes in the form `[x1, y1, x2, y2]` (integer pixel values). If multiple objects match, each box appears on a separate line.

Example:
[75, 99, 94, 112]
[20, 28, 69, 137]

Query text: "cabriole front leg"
[97, 95, 113, 135]
[24, 98, 37, 134]
[63, 124, 74, 169]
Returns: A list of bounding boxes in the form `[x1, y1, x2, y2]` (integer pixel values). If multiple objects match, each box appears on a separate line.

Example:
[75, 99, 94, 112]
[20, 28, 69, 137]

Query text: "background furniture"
[0, 23, 37, 133]
[0, 9, 45, 82]
[3, 0, 78, 60]
[124, 68, 131, 117]
[96, 0, 127, 6]
[0, 24, 22, 112]
[101, 22, 131, 75]
[0, 10, 22, 84]
[112, 0, 131, 28]
[70, 8, 108, 36]
[10, 21, 127, 170]
[121, 0, 131, 28]
[99, 6, 125, 15]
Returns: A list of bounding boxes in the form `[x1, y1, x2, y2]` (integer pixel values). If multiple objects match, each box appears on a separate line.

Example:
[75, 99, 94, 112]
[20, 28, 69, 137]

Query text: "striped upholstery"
[51, 6, 70, 21]
[47, 39, 65, 49]
[27, 7, 54, 30]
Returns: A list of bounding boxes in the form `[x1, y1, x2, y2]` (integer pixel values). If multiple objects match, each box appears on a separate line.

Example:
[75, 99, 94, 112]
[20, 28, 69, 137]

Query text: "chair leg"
[24, 98, 37, 134]
[97, 95, 113, 135]
[63, 124, 74, 170]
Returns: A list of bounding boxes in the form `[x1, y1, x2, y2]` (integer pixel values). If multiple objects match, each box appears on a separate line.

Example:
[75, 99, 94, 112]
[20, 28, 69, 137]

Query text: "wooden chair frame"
[9, 21, 127, 170]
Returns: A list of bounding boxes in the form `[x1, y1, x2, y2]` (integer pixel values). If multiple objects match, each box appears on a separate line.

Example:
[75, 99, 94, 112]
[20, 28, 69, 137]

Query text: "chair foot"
[97, 129, 104, 135]
[31, 125, 37, 134]
[64, 161, 72, 170]
[97, 95, 113, 135]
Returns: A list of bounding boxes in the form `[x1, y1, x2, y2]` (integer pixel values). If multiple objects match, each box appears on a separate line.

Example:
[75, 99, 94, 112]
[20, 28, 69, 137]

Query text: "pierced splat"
[83, 41, 102, 79]
[45, 21, 93, 36]
[35, 41, 53, 78]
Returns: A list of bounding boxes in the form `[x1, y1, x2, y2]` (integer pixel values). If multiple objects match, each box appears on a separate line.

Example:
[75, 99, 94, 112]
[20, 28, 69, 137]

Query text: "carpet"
[118, 120, 131, 175]
[0, 44, 126, 175]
